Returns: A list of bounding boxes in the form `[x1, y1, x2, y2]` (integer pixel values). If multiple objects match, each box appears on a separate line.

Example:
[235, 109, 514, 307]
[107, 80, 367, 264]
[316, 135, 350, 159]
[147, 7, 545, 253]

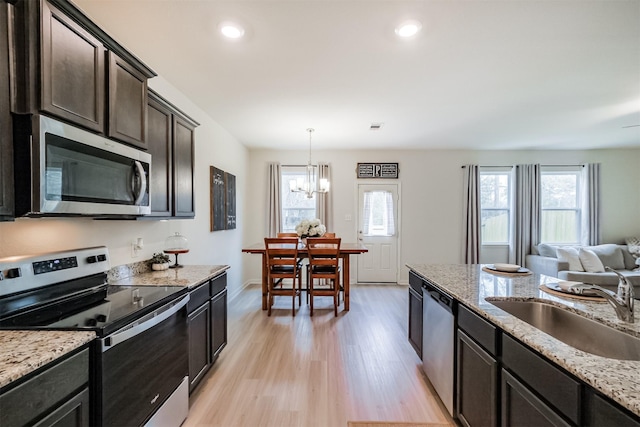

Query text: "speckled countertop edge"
[108, 265, 229, 289]
[1, 265, 229, 389]
[0, 330, 95, 389]
[406, 263, 640, 417]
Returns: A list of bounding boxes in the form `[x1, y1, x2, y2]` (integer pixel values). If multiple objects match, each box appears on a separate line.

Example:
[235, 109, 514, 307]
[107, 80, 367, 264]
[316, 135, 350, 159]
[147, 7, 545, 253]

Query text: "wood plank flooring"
[183, 284, 453, 427]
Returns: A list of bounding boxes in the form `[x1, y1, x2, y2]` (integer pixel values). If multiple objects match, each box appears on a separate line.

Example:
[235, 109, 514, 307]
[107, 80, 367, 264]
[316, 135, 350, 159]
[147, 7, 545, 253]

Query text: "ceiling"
[74, 0, 640, 151]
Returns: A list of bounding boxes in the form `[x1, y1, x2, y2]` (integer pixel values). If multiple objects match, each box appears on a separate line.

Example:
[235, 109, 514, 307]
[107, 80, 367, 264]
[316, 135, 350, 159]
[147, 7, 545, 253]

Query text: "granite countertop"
[0, 330, 95, 389]
[406, 263, 640, 417]
[109, 265, 229, 289]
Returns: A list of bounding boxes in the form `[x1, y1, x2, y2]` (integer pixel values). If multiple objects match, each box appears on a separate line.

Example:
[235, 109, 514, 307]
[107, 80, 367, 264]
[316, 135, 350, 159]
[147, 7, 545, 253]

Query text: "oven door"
[94, 294, 189, 427]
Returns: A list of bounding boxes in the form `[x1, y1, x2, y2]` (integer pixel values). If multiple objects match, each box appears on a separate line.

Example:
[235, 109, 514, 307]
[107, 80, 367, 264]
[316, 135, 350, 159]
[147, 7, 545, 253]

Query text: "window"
[281, 166, 316, 232]
[480, 169, 511, 244]
[362, 190, 395, 236]
[540, 167, 582, 244]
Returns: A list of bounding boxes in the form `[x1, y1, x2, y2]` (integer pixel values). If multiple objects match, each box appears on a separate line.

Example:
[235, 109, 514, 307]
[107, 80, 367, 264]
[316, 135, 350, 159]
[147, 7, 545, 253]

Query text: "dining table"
[242, 241, 368, 311]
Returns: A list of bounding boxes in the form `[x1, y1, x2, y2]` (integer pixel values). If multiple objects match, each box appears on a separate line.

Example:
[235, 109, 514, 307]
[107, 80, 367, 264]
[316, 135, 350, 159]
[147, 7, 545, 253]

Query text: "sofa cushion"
[587, 244, 626, 270]
[579, 248, 605, 273]
[557, 247, 584, 272]
[537, 243, 557, 258]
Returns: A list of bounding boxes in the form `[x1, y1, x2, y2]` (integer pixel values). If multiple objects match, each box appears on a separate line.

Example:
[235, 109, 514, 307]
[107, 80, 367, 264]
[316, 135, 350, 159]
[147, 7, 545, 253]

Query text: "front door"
[357, 183, 399, 283]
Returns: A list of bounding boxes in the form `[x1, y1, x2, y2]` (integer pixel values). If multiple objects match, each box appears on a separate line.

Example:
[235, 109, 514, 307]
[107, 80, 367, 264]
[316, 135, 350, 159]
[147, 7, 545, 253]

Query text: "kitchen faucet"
[571, 267, 635, 322]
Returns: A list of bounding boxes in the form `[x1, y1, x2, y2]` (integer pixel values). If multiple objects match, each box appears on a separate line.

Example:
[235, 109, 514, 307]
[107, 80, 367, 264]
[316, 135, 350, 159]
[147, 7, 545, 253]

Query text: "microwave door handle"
[132, 160, 147, 205]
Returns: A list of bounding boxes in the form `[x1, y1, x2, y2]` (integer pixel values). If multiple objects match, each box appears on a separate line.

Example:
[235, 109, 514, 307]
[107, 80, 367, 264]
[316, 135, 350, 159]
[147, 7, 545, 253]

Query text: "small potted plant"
[150, 252, 171, 271]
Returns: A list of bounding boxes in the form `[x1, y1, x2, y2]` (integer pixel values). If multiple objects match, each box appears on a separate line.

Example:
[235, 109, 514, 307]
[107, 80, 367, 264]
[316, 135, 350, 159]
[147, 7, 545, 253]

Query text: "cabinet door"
[40, 0, 105, 132]
[188, 302, 211, 393]
[408, 287, 422, 358]
[173, 114, 195, 217]
[457, 330, 498, 427]
[0, 0, 13, 219]
[583, 389, 640, 427]
[501, 369, 571, 427]
[147, 94, 173, 217]
[33, 388, 90, 427]
[210, 289, 227, 361]
[108, 51, 147, 148]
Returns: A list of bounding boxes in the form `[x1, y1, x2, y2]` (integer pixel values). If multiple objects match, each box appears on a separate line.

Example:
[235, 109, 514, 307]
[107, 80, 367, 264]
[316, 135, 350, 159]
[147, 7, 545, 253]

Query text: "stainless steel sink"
[487, 299, 640, 360]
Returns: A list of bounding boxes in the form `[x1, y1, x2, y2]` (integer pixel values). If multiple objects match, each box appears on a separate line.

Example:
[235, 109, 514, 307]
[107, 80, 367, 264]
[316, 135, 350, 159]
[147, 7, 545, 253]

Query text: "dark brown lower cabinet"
[456, 330, 498, 427]
[584, 390, 640, 427]
[501, 369, 571, 427]
[188, 300, 211, 392]
[187, 273, 227, 393]
[408, 286, 423, 358]
[0, 348, 90, 427]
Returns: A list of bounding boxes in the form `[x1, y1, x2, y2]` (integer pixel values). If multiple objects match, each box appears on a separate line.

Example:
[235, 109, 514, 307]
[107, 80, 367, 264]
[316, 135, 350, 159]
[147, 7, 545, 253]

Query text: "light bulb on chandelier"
[289, 128, 330, 199]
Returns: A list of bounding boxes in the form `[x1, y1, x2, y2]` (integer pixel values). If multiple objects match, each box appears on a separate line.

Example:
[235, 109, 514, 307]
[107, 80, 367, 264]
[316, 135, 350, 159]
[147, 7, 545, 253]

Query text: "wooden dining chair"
[277, 232, 298, 237]
[264, 237, 302, 316]
[306, 237, 341, 316]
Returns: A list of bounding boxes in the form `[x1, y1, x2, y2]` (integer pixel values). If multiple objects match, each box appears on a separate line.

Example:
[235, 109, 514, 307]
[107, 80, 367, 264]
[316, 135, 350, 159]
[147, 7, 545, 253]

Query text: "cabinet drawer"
[458, 304, 498, 356]
[188, 281, 210, 312]
[0, 348, 89, 427]
[502, 334, 581, 424]
[210, 273, 227, 296]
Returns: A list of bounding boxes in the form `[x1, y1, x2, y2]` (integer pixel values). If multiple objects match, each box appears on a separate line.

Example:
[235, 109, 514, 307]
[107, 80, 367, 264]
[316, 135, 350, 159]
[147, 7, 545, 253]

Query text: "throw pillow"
[579, 248, 605, 273]
[556, 247, 584, 272]
[626, 236, 640, 258]
[537, 243, 557, 258]
[588, 244, 625, 270]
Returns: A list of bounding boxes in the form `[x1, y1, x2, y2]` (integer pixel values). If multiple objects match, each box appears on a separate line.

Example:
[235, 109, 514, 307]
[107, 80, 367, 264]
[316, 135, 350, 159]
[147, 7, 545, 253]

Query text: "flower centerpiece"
[295, 218, 326, 240]
[149, 252, 171, 271]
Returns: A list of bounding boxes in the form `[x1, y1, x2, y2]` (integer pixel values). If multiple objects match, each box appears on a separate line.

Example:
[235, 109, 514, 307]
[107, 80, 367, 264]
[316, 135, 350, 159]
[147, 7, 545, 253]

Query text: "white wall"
[0, 76, 250, 300]
[244, 148, 640, 285]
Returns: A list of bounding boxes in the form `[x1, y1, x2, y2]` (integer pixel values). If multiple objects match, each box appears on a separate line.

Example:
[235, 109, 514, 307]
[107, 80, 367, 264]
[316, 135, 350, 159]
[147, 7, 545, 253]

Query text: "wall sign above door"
[357, 163, 399, 179]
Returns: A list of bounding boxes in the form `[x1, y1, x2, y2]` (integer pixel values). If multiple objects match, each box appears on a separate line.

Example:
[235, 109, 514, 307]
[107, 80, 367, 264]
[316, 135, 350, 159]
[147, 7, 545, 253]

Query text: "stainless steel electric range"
[0, 247, 190, 427]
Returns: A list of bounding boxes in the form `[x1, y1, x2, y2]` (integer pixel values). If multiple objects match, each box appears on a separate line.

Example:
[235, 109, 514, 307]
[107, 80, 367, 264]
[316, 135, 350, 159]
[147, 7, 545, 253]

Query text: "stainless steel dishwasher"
[422, 280, 456, 416]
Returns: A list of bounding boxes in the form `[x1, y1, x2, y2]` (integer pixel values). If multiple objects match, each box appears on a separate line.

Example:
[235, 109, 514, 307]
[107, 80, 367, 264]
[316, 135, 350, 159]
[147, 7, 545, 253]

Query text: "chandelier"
[289, 128, 330, 199]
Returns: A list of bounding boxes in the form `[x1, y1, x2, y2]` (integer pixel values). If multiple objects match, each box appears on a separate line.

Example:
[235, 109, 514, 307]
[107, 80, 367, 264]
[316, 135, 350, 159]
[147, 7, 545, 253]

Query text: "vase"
[152, 262, 170, 271]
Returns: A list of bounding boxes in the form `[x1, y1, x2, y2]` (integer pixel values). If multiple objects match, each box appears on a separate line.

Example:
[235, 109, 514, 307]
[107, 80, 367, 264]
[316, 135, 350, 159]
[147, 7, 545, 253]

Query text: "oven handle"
[100, 294, 189, 352]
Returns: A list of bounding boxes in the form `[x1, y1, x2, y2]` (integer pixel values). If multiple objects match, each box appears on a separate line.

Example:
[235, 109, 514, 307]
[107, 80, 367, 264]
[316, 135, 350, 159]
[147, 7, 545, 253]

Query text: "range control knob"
[86, 318, 97, 326]
[86, 256, 98, 264]
[5, 268, 21, 279]
[96, 314, 107, 323]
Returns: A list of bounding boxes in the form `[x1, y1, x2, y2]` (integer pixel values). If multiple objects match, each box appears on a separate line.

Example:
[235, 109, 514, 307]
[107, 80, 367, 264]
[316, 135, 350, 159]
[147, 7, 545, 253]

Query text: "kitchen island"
[407, 263, 640, 423]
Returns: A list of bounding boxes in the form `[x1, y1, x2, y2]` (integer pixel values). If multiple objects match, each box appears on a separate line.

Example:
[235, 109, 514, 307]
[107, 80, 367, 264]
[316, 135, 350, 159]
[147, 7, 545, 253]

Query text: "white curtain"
[384, 191, 395, 236]
[462, 165, 480, 264]
[583, 163, 601, 246]
[317, 162, 331, 230]
[267, 162, 281, 237]
[510, 164, 540, 266]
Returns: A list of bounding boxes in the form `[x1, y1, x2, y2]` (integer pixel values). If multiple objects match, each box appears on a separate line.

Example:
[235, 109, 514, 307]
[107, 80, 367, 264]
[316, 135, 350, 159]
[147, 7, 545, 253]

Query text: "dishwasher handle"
[424, 283, 455, 314]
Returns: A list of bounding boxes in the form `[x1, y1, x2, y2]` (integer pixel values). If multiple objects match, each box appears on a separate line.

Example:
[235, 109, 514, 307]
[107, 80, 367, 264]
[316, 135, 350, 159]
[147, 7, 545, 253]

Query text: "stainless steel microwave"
[13, 115, 151, 217]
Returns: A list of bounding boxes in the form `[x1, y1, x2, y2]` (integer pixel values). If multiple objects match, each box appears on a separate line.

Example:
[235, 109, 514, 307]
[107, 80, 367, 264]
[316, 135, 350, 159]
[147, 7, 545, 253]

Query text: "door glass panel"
[362, 190, 395, 236]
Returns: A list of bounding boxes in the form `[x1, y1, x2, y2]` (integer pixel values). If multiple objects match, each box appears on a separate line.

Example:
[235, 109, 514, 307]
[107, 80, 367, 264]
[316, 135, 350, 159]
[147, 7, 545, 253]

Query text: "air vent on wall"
[370, 123, 384, 130]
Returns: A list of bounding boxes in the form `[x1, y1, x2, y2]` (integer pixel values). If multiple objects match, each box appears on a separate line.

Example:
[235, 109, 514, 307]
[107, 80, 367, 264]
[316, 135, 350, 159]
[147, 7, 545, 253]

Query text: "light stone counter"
[109, 265, 229, 289]
[406, 263, 640, 417]
[0, 330, 95, 389]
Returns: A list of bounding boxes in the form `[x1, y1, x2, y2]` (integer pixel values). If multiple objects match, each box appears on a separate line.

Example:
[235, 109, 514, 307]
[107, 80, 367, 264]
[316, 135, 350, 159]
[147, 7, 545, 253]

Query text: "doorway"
[357, 183, 399, 283]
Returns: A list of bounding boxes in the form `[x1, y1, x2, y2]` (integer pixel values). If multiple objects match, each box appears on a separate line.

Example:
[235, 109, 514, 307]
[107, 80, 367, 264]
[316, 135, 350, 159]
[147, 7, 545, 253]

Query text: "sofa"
[525, 243, 640, 291]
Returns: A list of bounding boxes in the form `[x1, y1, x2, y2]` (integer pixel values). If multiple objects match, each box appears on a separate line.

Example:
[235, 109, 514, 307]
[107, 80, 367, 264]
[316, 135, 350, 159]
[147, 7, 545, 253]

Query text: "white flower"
[295, 218, 326, 237]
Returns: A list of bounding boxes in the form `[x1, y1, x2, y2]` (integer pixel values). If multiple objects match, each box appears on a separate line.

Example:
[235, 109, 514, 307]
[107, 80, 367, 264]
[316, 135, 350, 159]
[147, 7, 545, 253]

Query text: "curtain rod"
[461, 164, 585, 168]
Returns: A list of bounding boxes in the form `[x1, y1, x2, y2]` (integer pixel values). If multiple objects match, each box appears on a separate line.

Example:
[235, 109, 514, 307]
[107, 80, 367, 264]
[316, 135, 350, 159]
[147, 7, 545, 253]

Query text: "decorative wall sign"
[357, 162, 399, 179]
[210, 166, 236, 231]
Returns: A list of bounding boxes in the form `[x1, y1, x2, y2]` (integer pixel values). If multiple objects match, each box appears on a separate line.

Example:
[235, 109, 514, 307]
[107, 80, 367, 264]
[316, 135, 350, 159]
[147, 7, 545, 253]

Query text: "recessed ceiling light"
[220, 22, 245, 39]
[395, 20, 422, 38]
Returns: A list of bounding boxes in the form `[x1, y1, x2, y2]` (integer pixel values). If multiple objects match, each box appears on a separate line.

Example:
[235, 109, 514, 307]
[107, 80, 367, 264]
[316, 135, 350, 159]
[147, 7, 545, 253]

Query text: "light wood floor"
[183, 284, 454, 427]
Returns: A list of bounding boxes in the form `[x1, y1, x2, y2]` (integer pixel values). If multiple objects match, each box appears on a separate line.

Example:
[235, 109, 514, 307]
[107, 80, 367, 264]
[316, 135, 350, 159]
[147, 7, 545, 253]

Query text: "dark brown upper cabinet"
[108, 52, 148, 148]
[13, 0, 155, 147]
[147, 89, 198, 219]
[0, 1, 14, 220]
